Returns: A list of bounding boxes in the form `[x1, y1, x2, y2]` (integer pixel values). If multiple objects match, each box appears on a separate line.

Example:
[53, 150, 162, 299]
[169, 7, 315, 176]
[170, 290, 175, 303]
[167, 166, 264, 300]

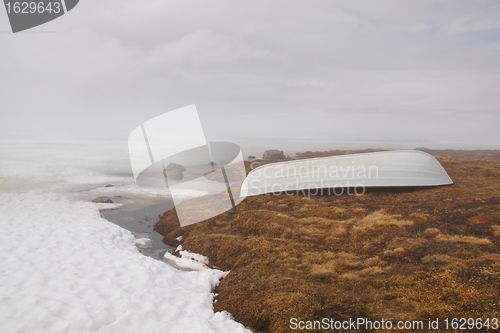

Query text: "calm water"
[101, 200, 175, 260]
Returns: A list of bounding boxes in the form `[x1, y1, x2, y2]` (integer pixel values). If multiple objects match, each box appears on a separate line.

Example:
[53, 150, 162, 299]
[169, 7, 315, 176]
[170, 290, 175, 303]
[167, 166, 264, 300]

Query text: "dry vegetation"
[155, 149, 500, 333]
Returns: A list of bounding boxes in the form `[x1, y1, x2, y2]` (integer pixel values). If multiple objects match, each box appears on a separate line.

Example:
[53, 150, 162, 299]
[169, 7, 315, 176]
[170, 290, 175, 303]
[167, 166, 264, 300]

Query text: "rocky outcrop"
[165, 162, 186, 181]
[91, 196, 113, 203]
[262, 150, 286, 160]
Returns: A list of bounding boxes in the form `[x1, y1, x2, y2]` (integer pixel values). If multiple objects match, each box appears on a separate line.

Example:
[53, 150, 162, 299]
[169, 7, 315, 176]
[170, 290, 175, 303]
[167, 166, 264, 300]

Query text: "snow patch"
[135, 238, 153, 248]
[179, 250, 210, 266]
[94, 202, 124, 211]
[164, 252, 211, 271]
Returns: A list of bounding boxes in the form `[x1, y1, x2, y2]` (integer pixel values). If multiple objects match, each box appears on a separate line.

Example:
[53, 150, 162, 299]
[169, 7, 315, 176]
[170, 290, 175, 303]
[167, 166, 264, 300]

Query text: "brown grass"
[155, 149, 500, 333]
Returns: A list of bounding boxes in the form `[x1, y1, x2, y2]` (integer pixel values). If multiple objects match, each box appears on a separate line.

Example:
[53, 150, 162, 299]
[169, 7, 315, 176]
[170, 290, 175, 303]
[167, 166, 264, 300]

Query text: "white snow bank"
[0, 192, 251, 333]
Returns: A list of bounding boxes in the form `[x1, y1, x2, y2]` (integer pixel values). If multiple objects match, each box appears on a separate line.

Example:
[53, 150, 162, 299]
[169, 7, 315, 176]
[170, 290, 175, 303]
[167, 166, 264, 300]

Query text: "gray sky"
[1, 0, 499, 149]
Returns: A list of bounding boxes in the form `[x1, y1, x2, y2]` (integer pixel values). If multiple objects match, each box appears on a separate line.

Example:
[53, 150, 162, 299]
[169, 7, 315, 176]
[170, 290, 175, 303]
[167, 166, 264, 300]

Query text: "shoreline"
[154, 148, 500, 333]
[101, 199, 175, 260]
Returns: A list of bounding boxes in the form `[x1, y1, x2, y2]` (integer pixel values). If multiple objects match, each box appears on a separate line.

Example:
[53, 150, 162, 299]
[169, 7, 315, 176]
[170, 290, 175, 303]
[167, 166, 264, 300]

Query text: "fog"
[1, 0, 499, 150]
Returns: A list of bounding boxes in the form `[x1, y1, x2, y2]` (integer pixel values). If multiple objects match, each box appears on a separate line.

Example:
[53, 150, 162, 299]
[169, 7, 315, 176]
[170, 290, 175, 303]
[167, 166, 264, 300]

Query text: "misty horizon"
[1, 1, 499, 149]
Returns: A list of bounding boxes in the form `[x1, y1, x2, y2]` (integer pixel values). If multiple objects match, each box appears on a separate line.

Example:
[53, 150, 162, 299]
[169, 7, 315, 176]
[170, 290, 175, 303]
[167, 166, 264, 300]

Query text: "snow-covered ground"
[0, 139, 252, 333]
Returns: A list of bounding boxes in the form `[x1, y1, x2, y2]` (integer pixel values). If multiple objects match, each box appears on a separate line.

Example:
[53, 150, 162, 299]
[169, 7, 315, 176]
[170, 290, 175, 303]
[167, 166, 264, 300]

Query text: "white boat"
[240, 150, 453, 197]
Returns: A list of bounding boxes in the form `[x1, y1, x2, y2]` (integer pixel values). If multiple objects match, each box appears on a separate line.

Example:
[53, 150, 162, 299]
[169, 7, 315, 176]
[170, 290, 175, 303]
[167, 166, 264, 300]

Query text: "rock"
[165, 162, 186, 172]
[166, 169, 184, 181]
[248, 155, 256, 160]
[262, 150, 286, 160]
[91, 196, 113, 203]
[165, 162, 186, 181]
[104, 184, 114, 188]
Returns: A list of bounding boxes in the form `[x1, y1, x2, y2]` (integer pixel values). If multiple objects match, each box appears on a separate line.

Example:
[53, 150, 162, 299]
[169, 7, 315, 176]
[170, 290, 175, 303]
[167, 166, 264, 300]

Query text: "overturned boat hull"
[240, 150, 453, 197]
